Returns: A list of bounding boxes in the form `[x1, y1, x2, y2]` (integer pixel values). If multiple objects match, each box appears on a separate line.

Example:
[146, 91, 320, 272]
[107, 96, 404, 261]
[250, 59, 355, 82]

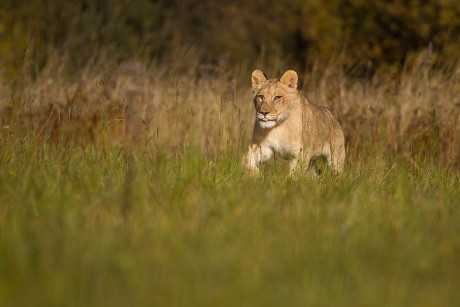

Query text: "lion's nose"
[260, 111, 270, 116]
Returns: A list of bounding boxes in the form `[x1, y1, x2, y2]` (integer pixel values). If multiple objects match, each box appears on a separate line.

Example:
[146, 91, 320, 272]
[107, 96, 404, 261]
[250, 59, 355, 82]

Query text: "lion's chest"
[263, 129, 302, 160]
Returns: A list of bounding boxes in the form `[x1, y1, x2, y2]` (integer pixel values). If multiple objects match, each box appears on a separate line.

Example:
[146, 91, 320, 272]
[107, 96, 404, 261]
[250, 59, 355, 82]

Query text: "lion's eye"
[256, 95, 264, 101]
[274, 96, 283, 101]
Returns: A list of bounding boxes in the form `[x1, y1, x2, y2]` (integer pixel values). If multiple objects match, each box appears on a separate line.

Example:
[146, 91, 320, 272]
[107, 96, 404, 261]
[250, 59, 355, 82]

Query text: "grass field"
[0, 53, 459, 306]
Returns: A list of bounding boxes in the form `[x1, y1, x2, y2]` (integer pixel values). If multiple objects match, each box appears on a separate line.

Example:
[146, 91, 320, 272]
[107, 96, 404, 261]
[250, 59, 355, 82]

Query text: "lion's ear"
[280, 70, 298, 89]
[252, 70, 267, 89]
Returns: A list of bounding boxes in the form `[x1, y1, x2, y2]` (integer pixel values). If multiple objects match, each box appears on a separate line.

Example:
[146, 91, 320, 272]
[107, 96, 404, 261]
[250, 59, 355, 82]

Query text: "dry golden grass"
[1, 50, 459, 166]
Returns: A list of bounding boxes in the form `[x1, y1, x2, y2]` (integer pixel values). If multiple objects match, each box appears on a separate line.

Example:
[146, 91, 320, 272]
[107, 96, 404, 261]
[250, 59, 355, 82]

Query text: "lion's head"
[251, 69, 299, 129]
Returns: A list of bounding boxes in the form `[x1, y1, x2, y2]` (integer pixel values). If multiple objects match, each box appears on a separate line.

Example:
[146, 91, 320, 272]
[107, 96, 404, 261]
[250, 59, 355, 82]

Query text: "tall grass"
[0, 51, 459, 306]
[1, 48, 458, 163]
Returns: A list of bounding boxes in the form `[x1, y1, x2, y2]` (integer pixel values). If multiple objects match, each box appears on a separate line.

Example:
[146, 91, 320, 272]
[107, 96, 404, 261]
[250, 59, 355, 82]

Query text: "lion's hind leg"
[326, 143, 345, 175]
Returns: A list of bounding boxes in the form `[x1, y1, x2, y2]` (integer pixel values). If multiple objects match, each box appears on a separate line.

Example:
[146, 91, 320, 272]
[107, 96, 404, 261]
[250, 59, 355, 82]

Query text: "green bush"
[0, 0, 459, 76]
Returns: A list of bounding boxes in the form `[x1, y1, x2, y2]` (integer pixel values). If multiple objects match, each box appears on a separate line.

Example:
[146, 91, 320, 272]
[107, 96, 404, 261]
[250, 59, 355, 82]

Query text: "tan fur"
[245, 69, 345, 177]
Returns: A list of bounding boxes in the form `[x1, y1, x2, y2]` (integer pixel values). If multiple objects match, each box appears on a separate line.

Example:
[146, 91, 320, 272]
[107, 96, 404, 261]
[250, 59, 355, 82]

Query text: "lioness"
[245, 69, 345, 177]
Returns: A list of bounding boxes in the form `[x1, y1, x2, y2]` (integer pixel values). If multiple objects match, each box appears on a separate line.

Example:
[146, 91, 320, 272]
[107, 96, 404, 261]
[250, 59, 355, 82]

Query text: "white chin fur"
[258, 120, 277, 129]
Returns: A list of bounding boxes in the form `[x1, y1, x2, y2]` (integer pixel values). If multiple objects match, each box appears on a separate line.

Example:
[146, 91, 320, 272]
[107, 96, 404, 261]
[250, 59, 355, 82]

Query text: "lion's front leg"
[288, 147, 305, 178]
[244, 144, 273, 177]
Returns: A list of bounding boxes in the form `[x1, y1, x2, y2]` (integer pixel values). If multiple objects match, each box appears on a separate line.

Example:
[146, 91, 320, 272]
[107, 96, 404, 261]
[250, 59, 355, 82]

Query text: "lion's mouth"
[259, 117, 275, 122]
[257, 116, 277, 128]
[257, 114, 277, 122]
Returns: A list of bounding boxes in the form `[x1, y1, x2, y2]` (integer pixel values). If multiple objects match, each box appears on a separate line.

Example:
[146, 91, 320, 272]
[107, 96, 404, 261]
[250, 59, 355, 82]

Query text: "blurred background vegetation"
[1, 0, 459, 78]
